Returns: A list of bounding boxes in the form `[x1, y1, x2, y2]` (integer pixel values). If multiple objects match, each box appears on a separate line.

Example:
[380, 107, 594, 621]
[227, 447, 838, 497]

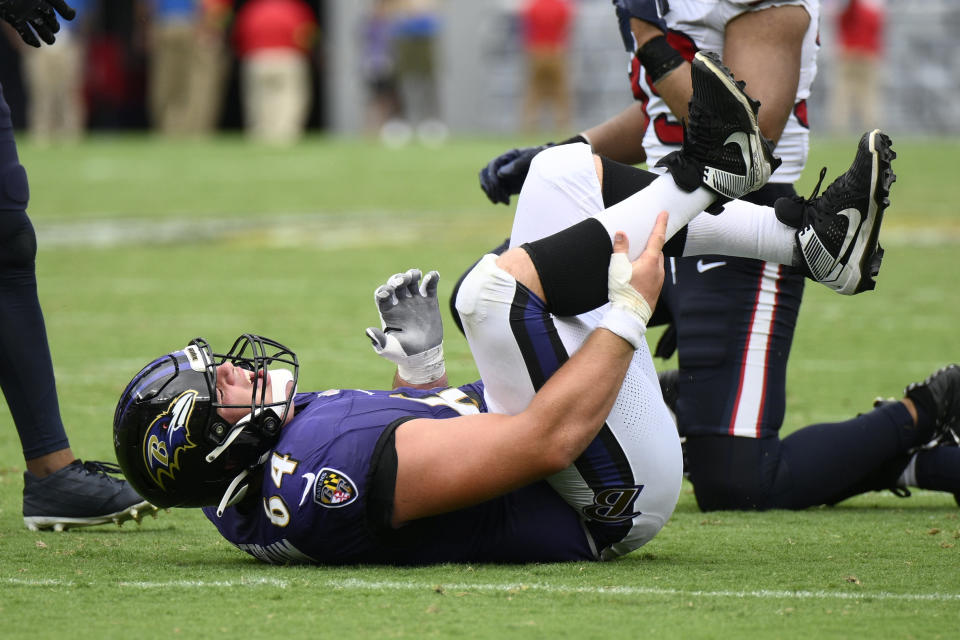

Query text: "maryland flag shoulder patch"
[313, 468, 358, 508]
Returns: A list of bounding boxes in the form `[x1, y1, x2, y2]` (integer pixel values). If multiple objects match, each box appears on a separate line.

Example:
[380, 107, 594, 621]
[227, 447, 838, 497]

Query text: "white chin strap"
[209, 370, 298, 516]
[216, 469, 250, 517]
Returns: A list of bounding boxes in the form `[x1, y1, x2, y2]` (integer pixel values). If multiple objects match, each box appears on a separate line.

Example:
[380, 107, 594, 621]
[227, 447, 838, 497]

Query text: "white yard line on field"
[34, 212, 428, 250]
[31, 216, 960, 249]
[5, 576, 960, 602]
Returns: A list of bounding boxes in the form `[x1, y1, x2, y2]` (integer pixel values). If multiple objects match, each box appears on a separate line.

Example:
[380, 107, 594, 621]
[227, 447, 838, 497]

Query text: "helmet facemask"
[189, 335, 299, 514]
[113, 334, 299, 511]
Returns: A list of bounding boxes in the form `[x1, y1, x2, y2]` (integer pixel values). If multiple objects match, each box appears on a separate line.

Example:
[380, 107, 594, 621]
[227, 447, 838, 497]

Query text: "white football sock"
[897, 453, 919, 488]
[683, 198, 798, 265]
[593, 175, 714, 260]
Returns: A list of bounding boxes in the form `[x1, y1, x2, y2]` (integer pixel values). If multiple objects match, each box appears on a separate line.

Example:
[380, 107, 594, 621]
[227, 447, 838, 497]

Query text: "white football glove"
[365, 268, 445, 385]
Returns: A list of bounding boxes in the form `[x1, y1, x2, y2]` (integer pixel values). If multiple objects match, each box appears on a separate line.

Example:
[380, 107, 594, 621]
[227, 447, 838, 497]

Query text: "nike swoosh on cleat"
[724, 131, 751, 177]
[696, 259, 727, 273]
[835, 207, 863, 262]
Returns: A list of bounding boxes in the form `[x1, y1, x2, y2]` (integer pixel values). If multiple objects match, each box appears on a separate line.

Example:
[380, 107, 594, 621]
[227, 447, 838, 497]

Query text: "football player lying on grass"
[114, 214, 686, 564]
[112, 52, 764, 564]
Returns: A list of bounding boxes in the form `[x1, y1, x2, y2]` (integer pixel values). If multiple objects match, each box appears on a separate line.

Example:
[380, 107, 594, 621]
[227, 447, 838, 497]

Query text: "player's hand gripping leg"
[599, 211, 667, 349]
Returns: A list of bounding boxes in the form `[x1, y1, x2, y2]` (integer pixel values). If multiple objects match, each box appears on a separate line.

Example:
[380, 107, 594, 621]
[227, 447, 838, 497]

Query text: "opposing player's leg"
[770, 365, 960, 508]
[0, 81, 156, 531]
[512, 133, 894, 294]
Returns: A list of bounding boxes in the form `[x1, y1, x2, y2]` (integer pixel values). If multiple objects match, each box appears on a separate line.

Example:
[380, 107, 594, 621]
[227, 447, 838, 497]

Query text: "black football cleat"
[23, 459, 159, 531]
[905, 364, 960, 448]
[775, 129, 896, 295]
[657, 50, 780, 200]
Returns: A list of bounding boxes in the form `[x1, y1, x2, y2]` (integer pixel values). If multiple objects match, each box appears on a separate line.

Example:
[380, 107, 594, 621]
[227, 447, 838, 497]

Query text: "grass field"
[1, 134, 959, 639]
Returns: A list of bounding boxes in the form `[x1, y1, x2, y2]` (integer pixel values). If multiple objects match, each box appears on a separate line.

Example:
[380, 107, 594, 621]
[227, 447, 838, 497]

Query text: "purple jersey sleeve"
[202, 384, 595, 565]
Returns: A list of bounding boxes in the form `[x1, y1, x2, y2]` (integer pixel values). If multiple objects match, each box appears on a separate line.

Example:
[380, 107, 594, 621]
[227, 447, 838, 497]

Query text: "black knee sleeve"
[0, 211, 37, 268]
[0, 160, 35, 268]
[600, 155, 688, 257]
[1, 161, 29, 210]
[521, 217, 612, 317]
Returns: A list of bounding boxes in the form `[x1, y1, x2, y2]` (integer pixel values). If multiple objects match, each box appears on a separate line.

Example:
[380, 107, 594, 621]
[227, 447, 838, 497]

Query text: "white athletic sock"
[898, 453, 919, 488]
[593, 175, 715, 260]
[683, 198, 798, 265]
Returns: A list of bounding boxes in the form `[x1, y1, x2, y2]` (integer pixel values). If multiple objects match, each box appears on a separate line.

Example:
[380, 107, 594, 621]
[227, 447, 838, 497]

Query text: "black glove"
[478, 144, 552, 206]
[0, 0, 75, 47]
[479, 134, 590, 206]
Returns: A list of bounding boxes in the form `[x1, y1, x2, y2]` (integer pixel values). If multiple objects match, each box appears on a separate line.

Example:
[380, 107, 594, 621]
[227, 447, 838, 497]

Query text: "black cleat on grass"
[905, 364, 960, 448]
[23, 459, 159, 531]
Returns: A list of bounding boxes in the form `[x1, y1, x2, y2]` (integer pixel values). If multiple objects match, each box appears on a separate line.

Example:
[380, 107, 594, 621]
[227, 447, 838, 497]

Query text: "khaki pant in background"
[522, 47, 572, 133]
[831, 53, 881, 135]
[150, 20, 228, 136]
[22, 32, 85, 143]
[241, 50, 311, 145]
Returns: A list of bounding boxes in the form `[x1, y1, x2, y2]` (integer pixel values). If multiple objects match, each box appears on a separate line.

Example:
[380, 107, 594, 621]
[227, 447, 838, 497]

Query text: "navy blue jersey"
[202, 383, 595, 565]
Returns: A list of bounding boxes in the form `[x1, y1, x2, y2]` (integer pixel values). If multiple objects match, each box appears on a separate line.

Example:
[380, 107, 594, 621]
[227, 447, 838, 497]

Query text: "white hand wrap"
[598, 252, 653, 349]
[395, 344, 445, 386]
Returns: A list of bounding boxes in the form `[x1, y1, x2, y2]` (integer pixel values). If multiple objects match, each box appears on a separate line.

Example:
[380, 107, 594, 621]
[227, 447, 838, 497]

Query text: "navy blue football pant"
[0, 81, 69, 459]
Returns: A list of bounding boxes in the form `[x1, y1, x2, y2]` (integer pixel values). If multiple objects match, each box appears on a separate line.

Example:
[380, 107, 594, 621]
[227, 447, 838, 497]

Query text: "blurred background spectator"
[519, 0, 573, 134]
[147, 0, 231, 137]
[384, 0, 445, 146]
[17, 0, 92, 144]
[360, 0, 402, 137]
[232, 0, 317, 144]
[1, 1, 959, 140]
[829, 0, 885, 134]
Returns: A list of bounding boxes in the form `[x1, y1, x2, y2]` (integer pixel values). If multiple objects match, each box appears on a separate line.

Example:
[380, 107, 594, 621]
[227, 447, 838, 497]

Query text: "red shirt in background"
[838, 0, 884, 56]
[233, 0, 317, 57]
[522, 0, 574, 51]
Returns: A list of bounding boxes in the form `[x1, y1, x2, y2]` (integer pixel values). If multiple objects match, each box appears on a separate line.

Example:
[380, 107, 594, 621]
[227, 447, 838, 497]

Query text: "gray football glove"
[365, 269, 445, 385]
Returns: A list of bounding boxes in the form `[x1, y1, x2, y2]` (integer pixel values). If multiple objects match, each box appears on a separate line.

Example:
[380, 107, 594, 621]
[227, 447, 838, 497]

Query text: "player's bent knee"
[0, 211, 37, 268]
[526, 142, 593, 188]
[454, 254, 514, 328]
[0, 163, 30, 212]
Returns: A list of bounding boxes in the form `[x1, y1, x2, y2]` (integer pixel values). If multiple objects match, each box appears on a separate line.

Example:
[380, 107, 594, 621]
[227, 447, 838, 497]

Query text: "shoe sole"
[838, 129, 897, 294]
[24, 500, 160, 532]
[693, 51, 778, 192]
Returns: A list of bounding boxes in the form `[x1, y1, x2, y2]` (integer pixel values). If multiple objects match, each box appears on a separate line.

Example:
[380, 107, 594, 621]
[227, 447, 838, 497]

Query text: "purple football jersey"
[203, 383, 595, 565]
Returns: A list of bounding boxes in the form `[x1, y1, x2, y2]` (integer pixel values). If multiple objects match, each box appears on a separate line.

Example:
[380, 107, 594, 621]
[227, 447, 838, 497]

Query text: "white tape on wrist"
[396, 343, 446, 385]
[598, 253, 653, 349]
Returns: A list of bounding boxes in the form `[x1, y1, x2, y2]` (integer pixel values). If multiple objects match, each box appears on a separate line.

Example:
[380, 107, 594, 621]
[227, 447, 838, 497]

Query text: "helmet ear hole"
[208, 421, 229, 444]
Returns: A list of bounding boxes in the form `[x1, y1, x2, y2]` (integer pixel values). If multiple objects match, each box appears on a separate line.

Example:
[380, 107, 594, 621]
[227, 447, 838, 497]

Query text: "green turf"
[1, 135, 959, 639]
